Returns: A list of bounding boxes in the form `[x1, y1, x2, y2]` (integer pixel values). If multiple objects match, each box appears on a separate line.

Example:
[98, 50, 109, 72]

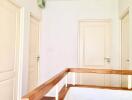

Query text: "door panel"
[79, 20, 111, 86]
[28, 16, 40, 91]
[121, 13, 129, 88]
[83, 23, 105, 65]
[0, 0, 20, 100]
[0, 79, 14, 100]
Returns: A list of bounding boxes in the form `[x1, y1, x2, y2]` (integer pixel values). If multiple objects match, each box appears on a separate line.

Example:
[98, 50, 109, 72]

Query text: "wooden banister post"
[55, 84, 59, 100]
[128, 75, 132, 89]
[73, 72, 76, 85]
[65, 74, 68, 87]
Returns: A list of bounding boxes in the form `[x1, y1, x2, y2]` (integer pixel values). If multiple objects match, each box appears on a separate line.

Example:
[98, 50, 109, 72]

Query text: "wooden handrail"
[22, 68, 69, 100]
[59, 85, 70, 100]
[22, 68, 132, 100]
[69, 68, 132, 75]
[68, 84, 132, 91]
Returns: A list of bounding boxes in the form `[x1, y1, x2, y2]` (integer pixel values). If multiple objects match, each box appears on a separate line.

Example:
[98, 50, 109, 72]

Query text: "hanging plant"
[37, 0, 45, 9]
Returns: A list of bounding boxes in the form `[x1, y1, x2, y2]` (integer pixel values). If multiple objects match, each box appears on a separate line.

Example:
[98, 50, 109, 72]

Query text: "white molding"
[8, 0, 24, 99]
[8, 0, 23, 8]
[119, 7, 129, 20]
[29, 13, 41, 87]
[30, 12, 42, 21]
[17, 7, 25, 100]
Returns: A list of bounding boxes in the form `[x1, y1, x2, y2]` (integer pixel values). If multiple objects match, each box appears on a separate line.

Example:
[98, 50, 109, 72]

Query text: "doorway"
[28, 15, 40, 91]
[0, 0, 21, 100]
[79, 20, 112, 86]
[121, 11, 130, 88]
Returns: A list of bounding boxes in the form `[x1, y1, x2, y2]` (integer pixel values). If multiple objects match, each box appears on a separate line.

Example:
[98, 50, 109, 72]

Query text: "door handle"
[36, 56, 40, 61]
[104, 58, 111, 63]
[126, 59, 130, 62]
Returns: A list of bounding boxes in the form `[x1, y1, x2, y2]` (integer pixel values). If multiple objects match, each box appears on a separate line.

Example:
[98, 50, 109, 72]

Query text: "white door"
[79, 20, 111, 86]
[28, 15, 40, 91]
[121, 13, 129, 88]
[0, 0, 20, 100]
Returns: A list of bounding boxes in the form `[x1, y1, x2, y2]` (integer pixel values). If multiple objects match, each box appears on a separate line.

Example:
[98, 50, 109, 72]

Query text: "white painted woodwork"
[0, 0, 20, 100]
[121, 13, 129, 88]
[79, 20, 111, 86]
[28, 15, 40, 91]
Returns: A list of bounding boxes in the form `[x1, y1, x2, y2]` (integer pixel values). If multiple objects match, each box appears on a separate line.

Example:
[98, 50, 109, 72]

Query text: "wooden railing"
[70, 68, 132, 75]
[22, 68, 132, 100]
[22, 69, 69, 100]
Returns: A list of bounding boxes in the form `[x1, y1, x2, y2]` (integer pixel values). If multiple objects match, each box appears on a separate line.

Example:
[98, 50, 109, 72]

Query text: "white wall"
[10, 0, 42, 96]
[40, 0, 79, 83]
[40, 0, 120, 85]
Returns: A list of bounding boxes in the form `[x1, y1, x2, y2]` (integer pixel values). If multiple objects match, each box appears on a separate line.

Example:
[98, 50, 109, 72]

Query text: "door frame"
[77, 19, 112, 67]
[120, 8, 129, 69]
[120, 8, 130, 88]
[8, 0, 24, 99]
[119, 8, 129, 20]
[119, 7, 129, 68]
[28, 13, 41, 89]
[77, 19, 112, 84]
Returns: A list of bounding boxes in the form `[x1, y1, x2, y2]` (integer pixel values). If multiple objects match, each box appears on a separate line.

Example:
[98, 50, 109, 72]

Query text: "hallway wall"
[40, 0, 120, 86]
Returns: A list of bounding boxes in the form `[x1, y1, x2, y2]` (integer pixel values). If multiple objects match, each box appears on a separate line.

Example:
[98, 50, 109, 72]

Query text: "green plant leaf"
[37, 0, 45, 9]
